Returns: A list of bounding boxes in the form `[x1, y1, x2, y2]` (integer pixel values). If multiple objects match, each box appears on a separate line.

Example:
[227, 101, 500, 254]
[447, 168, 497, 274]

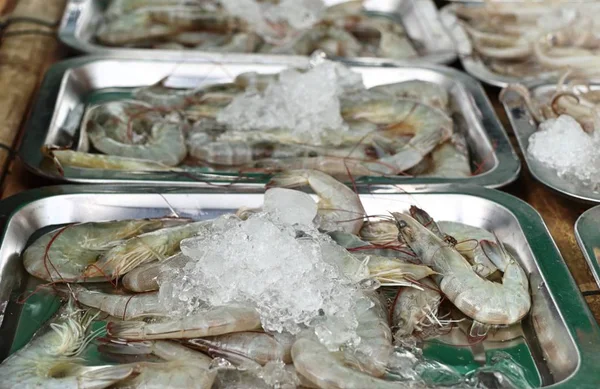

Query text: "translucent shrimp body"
[22, 218, 182, 283]
[369, 81, 450, 112]
[86, 101, 187, 166]
[106, 304, 262, 340]
[43, 149, 175, 173]
[393, 213, 531, 326]
[122, 253, 191, 293]
[0, 301, 133, 388]
[67, 285, 168, 320]
[267, 169, 365, 235]
[185, 331, 294, 365]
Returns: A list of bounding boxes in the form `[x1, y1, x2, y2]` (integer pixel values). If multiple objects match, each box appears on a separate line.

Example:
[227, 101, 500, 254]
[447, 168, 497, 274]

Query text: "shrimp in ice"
[122, 253, 191, 293]
[0, 299, 133, 388]
[22, 218, 186, 283]
[392, 212, 531, 331]
[106, 304, 262, 340]
[267, 169, 365, 235]
[391, 278, 443, 341]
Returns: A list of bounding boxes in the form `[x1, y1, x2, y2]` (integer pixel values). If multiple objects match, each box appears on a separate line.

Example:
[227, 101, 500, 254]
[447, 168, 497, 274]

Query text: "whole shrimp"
[267, 169, 365, 235]
[22, 218, 186, 283]
[63, 284, 169, 320]
[185, 331, 294, 365]
[106, 304, 262, 340]
[0, 299, 134, 388]
[392, 212, 531, 332]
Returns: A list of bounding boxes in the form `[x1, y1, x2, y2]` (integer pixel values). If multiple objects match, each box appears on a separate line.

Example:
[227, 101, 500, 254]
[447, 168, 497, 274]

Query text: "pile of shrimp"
[95, 0, 419, 60]
[453, 2, 600, 78]
[44, 62, 474, 180]
[1, 170, 532, 388]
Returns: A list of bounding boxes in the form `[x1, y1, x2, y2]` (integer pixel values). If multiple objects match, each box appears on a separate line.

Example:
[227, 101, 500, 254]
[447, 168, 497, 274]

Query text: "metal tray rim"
[575, 205, 600, 289]
[20, 54, 521, 189]
[58, 0, 457, 66]
[0, 184, 598, 387]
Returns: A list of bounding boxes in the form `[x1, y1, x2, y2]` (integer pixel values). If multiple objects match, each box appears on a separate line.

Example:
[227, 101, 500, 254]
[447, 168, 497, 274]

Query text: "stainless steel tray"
[501, 83, 600, 203]
[20, 55, 520, 188]
[439, 4, 557, 87]
[0, 185, 598, 387]
[58, 0, 456, 65]
[576, 205, 600, 289]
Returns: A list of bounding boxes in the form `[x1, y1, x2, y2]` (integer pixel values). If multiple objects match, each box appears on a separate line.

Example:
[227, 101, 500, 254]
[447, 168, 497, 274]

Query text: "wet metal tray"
[0, 185, 598, 387]
[21, 56, 520, 188]
[576, 205, 600, 289]
[501, 83, 600, 203]
[439, 4, 557, 87]
[58, 0, 456, 66]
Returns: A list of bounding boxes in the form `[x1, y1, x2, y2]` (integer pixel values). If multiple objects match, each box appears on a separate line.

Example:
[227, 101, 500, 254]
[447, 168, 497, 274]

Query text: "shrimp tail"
[480, 239, 510, 272]
[107, 321, 146, 340]
[80, 365, 135, 388]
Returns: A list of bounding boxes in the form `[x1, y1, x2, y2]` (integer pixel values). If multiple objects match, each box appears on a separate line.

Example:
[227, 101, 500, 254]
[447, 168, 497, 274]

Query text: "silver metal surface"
[58, 0, 456, 65]
[0, 185, 598, 386]
[501, 83, 600, 203]
[21, 55, 520, 188]
[575, 205, 600, 289]
[439, 4, 557, 87]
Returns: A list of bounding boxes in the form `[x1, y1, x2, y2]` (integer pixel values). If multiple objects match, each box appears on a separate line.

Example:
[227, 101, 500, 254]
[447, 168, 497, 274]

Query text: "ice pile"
[158, 188, 368, 349]
[217, 60, 365, 146]
[220, 0, 325, 42]
[528, 115, 600, 186]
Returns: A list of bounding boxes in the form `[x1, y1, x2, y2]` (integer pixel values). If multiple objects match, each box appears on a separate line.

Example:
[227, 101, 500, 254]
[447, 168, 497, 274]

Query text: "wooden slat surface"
[0, 0, 598, 325]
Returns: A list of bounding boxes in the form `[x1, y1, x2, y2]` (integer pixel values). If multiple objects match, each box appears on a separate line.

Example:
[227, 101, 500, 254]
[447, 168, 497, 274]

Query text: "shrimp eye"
[397, 220, 408, 229]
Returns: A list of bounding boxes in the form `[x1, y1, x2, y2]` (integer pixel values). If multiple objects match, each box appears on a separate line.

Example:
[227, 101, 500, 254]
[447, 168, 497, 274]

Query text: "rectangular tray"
[576, 205, 600, 289]
[0, 185, 598, 387]
[59, 0, 456, 65]
[439, 4, 558, 87]
[21, 55, 520, 188]
[501, 82, 600, 203]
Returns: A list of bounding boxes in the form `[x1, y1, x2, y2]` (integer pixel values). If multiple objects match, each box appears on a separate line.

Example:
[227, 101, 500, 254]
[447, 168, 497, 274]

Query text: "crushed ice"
[216, 60, 365, 146]
[158, 188, 367, 350]
[528, 115, 600, 187]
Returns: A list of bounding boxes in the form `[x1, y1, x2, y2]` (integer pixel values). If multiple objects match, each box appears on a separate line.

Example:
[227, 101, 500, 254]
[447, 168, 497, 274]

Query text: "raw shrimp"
[112, 360, 216, 389]
[65, 285, 168, 320]
[251, 156, 385, 179]
[96, 10, 178, 46]
[422, 134, 471, 178]
[122, 253, 191, 292]
[342, 99, 453, 173]
[84, 220, 211, 280]
[185, 331, 294, 365]
[391, 278, 443, 340]
[22, 218, 185, 283]
[328, 231, 417, 262]
[132, 81, 240, 108]
[363, 255, 436, 286]
[359, 220, 400, 245]
[292, 338, 425, 389]
[392, 212, 531, 329]
[0, 299, 134, 388]
[98, 339, 213, 366]
[369, 81, 450, 112]
[106, 304, 262, 340]
[267, 169, 365, 235]
[85, 101, 187, 166]
[43, 148, 176, 173]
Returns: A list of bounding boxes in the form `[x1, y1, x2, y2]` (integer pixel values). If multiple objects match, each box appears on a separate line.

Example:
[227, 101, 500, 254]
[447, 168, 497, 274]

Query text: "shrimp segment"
[106, 304, 262, 340]
[392, 212, 531, 327]
[267, 169, 365, 234]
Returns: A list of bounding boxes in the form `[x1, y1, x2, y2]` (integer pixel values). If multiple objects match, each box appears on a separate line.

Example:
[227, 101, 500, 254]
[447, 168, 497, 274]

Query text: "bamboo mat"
[0, 0, 598, 326]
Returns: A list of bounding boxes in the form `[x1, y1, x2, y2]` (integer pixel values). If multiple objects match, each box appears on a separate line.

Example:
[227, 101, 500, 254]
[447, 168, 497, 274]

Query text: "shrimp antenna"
[156, 193, 181, 219]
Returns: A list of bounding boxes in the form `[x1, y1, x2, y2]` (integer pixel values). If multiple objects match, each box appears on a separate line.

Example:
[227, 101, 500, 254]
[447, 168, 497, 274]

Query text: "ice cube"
[263, 188, 317, 226]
